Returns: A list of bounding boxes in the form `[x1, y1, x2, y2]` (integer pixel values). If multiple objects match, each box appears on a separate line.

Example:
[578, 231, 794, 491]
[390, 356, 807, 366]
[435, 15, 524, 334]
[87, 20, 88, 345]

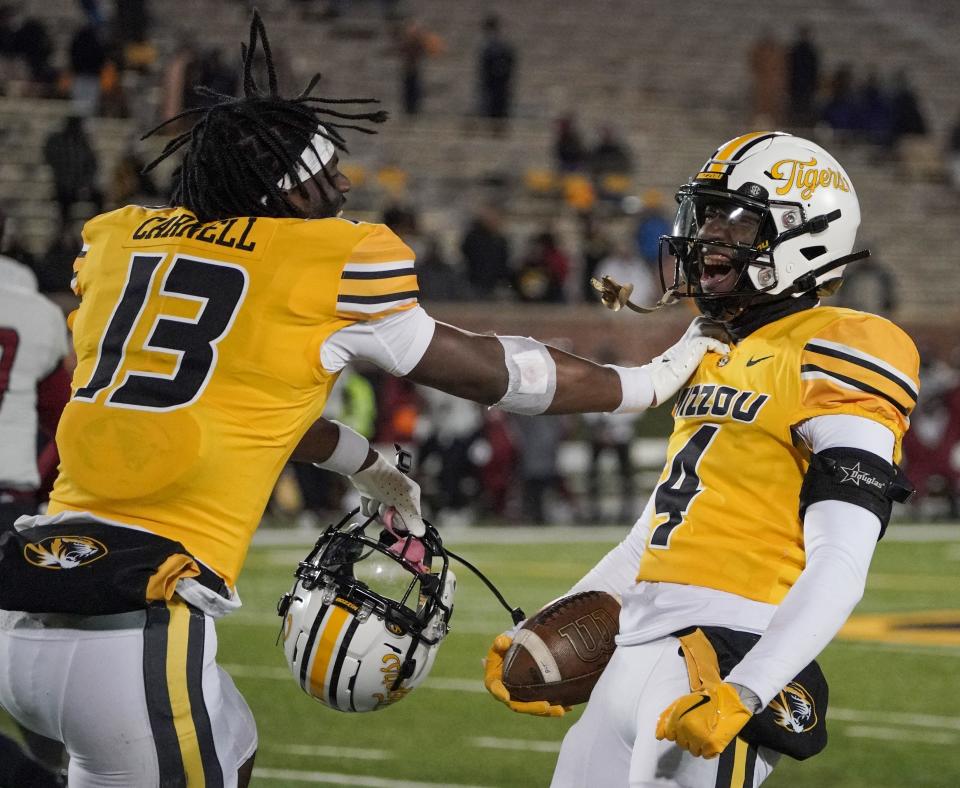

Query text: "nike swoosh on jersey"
[679, 693, 711, 719]
[746, 355, 774, 366]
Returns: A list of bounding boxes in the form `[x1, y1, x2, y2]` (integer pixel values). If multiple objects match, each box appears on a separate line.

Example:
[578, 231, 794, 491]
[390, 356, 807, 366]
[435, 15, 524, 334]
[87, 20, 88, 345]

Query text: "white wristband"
[314, 421, 370, 476]
[605, 364, 655, 413]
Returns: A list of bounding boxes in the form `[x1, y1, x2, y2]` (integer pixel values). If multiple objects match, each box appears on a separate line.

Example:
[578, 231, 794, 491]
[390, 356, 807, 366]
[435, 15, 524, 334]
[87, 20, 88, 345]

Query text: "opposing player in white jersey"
[484, 132, 919, 787]
[0, 244, 71, 787]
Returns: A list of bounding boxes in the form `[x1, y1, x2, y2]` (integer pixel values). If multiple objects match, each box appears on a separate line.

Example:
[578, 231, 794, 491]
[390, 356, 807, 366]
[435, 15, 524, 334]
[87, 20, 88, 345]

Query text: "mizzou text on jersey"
[50, 206, 419, 585]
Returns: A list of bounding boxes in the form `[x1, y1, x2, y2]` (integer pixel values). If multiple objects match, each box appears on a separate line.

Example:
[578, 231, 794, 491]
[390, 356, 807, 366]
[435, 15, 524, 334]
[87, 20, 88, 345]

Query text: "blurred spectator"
[582, 347, 641, 524]
[393, 18, 443, 115]
[11, 17, 56, 90]
[197, 49, 238, 101]
[69, 24, 107, 115]
[855, 70, 893, 148]
[748, 28, 787, 126]
[580, 214, 613, 301]
[115, 0, 150, 49]
[36, 223, 81, 295]
[788, 25, 819, 127]
[553, 113, 587, 173]
[514, 230, 571, 303]
[108, 142, 159, 208]
[43, 116, 103, 229]
[948, 111, 960, 194]
[416, 236, 472, 302]
[477, 13, 515, 121]
[416, 387, 486, 524]
[821, 64, 859, 138]
[479, 409, 518, 519]
[159, 41, 197, 123]
[460, 204, 512, 298]
[889, 70, 927, 145]
[593, 238, 656, 308]
[591, 126, 632, 173]
[833, 256, 896, 316]
[509, 413, 569, 525]
[633, 190, 671, 267]
[901, 353, 960, 520]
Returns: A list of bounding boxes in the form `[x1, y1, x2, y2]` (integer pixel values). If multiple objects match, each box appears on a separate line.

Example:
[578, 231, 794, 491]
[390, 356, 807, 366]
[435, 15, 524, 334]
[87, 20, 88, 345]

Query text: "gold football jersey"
[637, 306, 919, 604]
[50, 206, 419, 585]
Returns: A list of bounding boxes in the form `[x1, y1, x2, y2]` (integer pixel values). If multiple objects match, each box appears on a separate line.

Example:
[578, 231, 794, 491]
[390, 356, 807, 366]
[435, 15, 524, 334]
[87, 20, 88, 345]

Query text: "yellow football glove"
[655, 682, 753, 758]
[483, 634, 569, 718]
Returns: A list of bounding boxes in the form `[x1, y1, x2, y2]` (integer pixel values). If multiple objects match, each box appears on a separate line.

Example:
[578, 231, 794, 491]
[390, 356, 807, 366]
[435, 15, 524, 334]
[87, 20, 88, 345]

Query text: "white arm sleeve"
[725, 414, 894, 708]
[566, 495, 654, 599]
[319, 305, 436, 376]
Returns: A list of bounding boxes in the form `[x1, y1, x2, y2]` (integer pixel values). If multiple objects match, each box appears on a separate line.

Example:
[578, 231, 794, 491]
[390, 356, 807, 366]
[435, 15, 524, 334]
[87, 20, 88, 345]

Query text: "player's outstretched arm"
[406, 318, 727, 416]
[290, 418, 425, 536]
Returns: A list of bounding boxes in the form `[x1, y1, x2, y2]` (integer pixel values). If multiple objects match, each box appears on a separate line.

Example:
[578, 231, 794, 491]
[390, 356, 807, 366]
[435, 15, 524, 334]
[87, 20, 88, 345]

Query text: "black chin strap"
[445, 548, 526, 625]
[782, 249, 871, 297]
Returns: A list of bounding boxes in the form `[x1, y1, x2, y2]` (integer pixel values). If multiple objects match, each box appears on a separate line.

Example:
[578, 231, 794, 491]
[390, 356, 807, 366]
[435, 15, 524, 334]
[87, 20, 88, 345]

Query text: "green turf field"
[3, 524, 959, 786]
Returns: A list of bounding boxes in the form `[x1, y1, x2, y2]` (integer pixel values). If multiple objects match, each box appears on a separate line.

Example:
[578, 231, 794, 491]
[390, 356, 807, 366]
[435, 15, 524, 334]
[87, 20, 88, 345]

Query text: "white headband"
[277, 132, 337, 191]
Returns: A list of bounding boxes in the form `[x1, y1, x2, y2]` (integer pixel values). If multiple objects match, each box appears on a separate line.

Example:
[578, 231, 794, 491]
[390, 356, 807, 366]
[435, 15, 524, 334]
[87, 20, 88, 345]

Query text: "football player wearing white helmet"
[485, 132, 919, 788]
[0, 13, 724, 788]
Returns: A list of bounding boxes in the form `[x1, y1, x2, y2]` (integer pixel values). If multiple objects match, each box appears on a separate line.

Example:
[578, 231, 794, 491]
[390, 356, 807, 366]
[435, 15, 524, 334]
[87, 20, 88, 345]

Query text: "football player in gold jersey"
[486, 132, 920, 787]
[0, 13, 726, 788]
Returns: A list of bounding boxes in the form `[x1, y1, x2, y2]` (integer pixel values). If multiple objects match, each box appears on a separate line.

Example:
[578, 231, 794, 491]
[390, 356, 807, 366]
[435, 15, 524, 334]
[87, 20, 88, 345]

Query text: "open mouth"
[700, 252, 740, 293]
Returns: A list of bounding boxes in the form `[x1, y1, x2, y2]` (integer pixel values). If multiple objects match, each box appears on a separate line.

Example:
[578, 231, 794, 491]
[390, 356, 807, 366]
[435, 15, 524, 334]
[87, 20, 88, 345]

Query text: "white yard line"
[470, 737, 560, 754]
[841, 725, 957, 745]
[254, 769, 492, 788]
[262, 744, 390, 761]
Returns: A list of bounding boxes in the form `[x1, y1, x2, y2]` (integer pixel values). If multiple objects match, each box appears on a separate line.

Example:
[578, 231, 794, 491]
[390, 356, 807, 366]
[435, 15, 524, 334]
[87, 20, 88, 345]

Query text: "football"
[501, 590, 620, 707]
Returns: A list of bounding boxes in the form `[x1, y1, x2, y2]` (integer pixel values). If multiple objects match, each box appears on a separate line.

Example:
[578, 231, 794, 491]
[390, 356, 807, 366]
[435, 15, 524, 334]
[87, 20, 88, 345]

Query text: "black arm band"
[799, 447, 914, 539]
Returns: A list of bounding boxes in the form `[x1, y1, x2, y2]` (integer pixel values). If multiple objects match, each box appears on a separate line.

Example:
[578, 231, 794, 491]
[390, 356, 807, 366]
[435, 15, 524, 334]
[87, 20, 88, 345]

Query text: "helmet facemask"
[659, 186, 785, 321]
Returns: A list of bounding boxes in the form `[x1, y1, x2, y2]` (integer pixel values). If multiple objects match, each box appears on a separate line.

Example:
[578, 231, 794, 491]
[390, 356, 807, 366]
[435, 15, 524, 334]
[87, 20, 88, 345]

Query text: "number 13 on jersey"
[75, 252, 248, 412]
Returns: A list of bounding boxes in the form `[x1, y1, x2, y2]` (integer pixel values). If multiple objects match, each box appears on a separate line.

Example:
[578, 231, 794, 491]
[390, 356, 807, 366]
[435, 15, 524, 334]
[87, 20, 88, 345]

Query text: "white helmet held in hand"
[278, 512, 455, 712]
[659, 131, 864, 322]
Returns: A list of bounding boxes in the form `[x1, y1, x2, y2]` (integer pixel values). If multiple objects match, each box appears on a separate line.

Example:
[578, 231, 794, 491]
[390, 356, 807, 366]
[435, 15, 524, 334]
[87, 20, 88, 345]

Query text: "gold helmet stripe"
[308, 604, 351, 699]
[706, 131, 777, 174]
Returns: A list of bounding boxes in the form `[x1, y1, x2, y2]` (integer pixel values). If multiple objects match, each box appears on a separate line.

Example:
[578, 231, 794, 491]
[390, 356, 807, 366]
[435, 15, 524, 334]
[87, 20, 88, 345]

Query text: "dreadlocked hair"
[141, 9, 388, 223]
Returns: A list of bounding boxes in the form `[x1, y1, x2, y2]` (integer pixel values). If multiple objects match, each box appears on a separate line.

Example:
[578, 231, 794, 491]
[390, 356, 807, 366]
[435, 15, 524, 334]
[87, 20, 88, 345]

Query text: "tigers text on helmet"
[658, 131, 866, 322]
[277, 511, 455, 712]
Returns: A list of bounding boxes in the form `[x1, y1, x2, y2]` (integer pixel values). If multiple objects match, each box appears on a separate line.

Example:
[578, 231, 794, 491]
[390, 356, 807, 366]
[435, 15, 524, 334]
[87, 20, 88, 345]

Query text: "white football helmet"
[278, 512, 455, 712]
[659, 131, 865, 321]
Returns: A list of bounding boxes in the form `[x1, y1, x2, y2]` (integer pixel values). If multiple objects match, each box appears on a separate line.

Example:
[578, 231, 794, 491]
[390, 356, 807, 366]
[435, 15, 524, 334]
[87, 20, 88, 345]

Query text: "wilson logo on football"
[558, 610, 617, 663]
[769, 157, 850, 200]
[23, 536, 108, 570]
[769, 681, 818, 733]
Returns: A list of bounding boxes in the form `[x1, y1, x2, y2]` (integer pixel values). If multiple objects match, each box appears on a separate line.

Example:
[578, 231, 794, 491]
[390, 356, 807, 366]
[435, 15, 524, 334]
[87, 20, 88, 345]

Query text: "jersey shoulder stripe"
[803, 338, 918, 403]
[794, 308, 920, 435]
[336, 224, 419, 320]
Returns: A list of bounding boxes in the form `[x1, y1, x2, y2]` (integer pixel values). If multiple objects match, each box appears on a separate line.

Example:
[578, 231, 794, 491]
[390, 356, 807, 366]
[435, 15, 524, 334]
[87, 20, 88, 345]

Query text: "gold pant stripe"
[729, 736, 750, 787]
[308, 605, 350, 698]
[166, 599, 207, 785]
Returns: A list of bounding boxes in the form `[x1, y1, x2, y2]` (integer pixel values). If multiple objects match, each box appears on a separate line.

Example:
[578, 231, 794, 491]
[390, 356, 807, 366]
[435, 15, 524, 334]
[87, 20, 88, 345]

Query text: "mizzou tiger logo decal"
[24, 536, 108, 570]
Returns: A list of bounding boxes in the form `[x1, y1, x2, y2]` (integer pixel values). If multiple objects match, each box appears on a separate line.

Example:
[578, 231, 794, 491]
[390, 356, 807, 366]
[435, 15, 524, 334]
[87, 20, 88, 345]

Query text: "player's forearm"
[725, 500, 878, 707]
[406, 322, 627, 413]
[290, 418, 375, 471]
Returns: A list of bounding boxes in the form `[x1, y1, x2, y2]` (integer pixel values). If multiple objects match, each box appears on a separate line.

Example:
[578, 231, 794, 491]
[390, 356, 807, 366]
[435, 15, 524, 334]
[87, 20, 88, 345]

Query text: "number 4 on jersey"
[649, 424, 720, 548]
